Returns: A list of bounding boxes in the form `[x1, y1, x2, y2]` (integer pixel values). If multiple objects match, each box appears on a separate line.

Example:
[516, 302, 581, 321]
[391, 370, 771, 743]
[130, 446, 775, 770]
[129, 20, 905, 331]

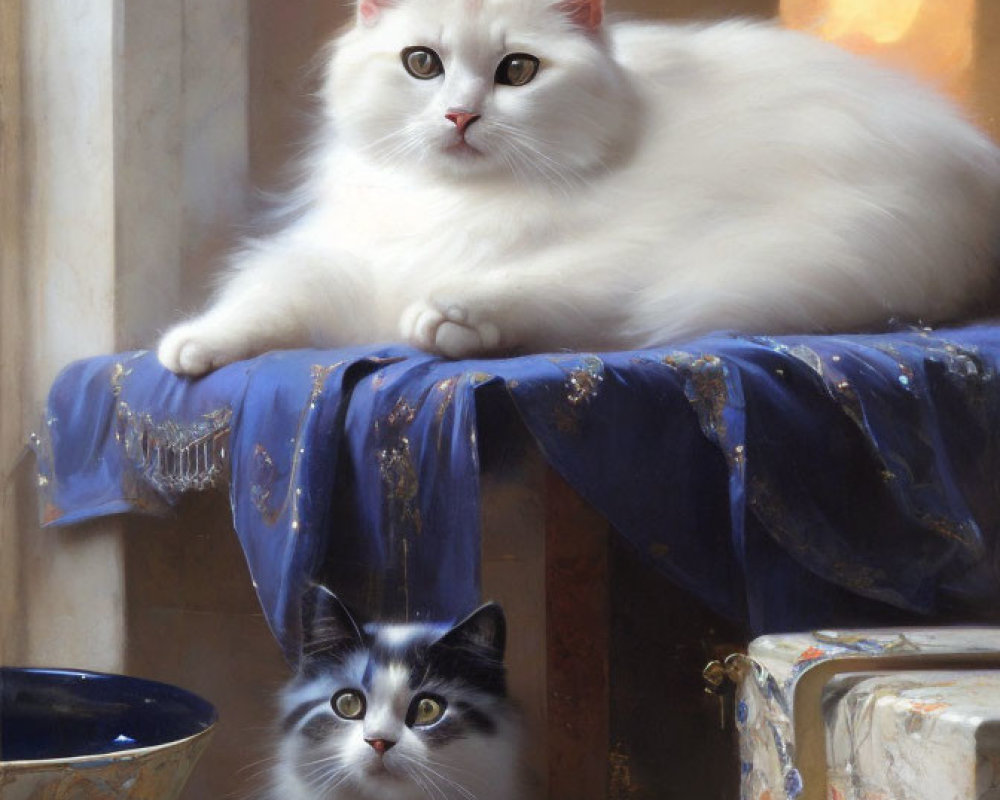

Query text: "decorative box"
[734, 629, 1000, 800]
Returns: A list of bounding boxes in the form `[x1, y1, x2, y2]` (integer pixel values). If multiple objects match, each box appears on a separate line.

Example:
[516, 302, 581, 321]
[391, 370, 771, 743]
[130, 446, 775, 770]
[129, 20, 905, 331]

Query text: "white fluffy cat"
[158, 0, 1000, 375]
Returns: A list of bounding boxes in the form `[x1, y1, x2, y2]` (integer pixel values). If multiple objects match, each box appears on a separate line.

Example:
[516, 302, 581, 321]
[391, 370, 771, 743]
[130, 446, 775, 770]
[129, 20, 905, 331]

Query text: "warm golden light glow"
[781, 0, 976, 101]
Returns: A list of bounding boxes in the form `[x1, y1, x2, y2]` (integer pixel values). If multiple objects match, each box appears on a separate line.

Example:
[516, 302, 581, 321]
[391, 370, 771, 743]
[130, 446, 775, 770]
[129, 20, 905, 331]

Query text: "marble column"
[0, 0, 26, 665]
[17, 0, 124, 672]
[7, 0, 252, 673]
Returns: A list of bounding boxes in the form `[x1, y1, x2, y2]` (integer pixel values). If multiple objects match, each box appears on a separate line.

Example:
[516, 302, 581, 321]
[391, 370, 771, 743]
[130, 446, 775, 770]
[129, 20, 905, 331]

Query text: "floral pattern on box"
[736, 628, 1000, 800]
[826, 671, 1000, 800]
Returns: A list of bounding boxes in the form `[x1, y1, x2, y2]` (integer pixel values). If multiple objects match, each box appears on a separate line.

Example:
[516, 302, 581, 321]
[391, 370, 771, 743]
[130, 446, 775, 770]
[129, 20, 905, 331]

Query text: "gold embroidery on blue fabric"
[251, 444, 278, 523]
[30, 424, 66, 523]
[547, 355, 605, 433]
[377, 430, 421, 620]
[663, 351, 730, 442]
[311, 362, 346, 401]
[109, 362, 133, 397]
[277, 362, 348, 535]
[387, 397, 417, 427]
[432, 377, 461, 437]
[377, 436, 420, 507]
[565, 355, 605, 407]
[116, 403, 232, 494]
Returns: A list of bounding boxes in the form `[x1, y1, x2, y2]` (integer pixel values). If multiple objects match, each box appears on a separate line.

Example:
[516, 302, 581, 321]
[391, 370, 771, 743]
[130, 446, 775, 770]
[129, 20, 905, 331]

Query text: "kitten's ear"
[300, 584, 364, 663]
[557, 0, 603, 30]
[357, 0, 394, 25]
[435, 602, 506, 660]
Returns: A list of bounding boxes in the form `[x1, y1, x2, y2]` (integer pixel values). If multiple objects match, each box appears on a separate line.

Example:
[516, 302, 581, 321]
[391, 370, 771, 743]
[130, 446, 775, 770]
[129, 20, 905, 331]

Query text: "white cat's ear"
[556, 0, 603, 30]
[357, 0, 394, 25]
[299, 584, 364, 664]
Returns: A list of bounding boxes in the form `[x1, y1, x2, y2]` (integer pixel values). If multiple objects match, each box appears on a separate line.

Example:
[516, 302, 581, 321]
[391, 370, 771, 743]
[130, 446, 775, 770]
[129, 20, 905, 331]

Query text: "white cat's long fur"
[158, 0, 1000, 375]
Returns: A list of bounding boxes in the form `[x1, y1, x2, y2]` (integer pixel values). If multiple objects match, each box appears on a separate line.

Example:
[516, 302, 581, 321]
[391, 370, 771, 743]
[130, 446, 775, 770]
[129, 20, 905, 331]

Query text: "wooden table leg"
[545, 469, 611, 800]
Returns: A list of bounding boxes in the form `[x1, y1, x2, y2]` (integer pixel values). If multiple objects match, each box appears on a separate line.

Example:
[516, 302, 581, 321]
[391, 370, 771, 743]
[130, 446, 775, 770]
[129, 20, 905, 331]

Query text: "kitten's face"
[278, 590, 516, 800]
[325, 0, 630, 185]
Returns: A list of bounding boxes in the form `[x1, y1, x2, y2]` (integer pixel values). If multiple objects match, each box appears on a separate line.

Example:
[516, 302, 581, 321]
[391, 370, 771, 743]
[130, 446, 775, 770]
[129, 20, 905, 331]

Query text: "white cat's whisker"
[372, 132, 423, 168]
[487, 126, 569, 190]
[491, 120, 587, 193]
[362, 117, 428, 168]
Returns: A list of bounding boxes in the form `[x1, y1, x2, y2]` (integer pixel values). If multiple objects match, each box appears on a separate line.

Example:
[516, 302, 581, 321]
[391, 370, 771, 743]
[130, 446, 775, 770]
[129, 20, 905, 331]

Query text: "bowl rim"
[0, 666, 219, 766]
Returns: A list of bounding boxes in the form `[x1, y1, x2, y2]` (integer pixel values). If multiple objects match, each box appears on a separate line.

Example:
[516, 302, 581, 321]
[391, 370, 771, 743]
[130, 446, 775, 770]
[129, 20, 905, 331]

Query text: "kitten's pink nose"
[445, 111, 481, 134]
[366, 738, 396, 755]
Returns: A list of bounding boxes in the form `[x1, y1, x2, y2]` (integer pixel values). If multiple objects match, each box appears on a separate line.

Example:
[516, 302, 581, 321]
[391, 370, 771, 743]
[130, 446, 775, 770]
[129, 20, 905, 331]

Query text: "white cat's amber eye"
[332, 690, 366, 720]
[495, 53, 540, 86]
[411, 696, 446, 726]
[402, 47, 444, 80]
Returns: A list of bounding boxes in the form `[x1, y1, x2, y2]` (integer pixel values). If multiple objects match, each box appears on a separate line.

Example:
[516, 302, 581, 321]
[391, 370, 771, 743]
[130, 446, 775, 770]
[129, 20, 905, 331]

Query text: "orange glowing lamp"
[780, 0, 976, 101]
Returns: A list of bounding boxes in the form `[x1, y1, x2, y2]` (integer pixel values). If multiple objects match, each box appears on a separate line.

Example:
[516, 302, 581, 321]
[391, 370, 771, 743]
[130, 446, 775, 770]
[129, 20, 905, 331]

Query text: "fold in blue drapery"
[34, 328, 1000, 662]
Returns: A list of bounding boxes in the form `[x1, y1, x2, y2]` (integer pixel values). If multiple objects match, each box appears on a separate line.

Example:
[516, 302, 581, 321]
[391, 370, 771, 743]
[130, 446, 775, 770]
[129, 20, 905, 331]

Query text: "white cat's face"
[324, 0, 631, 185]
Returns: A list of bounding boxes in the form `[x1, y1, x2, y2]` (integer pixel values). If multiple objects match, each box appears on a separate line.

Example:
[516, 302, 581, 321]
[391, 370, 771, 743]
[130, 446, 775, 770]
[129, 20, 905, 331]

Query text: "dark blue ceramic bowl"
[1, 668, 217, 799]
[1, 667, 216, 761]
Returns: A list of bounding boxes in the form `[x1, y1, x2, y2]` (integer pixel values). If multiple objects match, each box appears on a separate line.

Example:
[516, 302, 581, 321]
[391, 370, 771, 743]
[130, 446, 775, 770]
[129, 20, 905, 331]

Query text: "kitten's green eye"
[402, 47, 444, 80]
[411, 696, 446, 727]
[332, 690, 366, 720]
[495, 53, 540, 87]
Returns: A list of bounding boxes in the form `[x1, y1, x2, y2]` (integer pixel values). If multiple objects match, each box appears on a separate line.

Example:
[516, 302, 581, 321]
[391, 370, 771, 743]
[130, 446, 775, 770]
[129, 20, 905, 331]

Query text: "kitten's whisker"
[298, 754, 350, 779]
[297, 750, 349, 769]
[317, 766, 354, 796]
[413, 759, 480, 800]
[402, 763, 438, 800]
[397, 757, 443, 799]
[300, 760, 349, 780]
[420, 764, 464, 800]
[234, 754, 280, 775]
[306, 761, 353, 797]
[300, 761, 347, 780]
[397, 752, 479, 800]
[409, 752, 478, 778]
[413, 766, 450, 800]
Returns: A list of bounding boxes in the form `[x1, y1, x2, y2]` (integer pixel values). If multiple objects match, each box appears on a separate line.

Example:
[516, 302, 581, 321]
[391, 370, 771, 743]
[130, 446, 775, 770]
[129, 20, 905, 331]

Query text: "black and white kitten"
[272, 586, 524, 800]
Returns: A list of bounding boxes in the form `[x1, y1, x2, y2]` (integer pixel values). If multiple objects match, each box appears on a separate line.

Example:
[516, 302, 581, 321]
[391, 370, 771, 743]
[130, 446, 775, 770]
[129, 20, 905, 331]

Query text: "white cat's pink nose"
[445, 111, 481, 134]
[366, 738, 396, 755]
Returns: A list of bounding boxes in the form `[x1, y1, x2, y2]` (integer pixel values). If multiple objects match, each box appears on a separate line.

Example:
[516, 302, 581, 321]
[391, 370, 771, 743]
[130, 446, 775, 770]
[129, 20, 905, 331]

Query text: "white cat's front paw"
[157, 321, 244, 376]
[400, 300, 501, 359]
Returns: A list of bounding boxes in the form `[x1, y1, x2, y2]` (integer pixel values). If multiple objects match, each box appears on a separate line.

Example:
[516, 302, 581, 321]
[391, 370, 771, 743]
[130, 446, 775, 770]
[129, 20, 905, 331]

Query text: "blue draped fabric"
[34, 328, 1000, 662]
